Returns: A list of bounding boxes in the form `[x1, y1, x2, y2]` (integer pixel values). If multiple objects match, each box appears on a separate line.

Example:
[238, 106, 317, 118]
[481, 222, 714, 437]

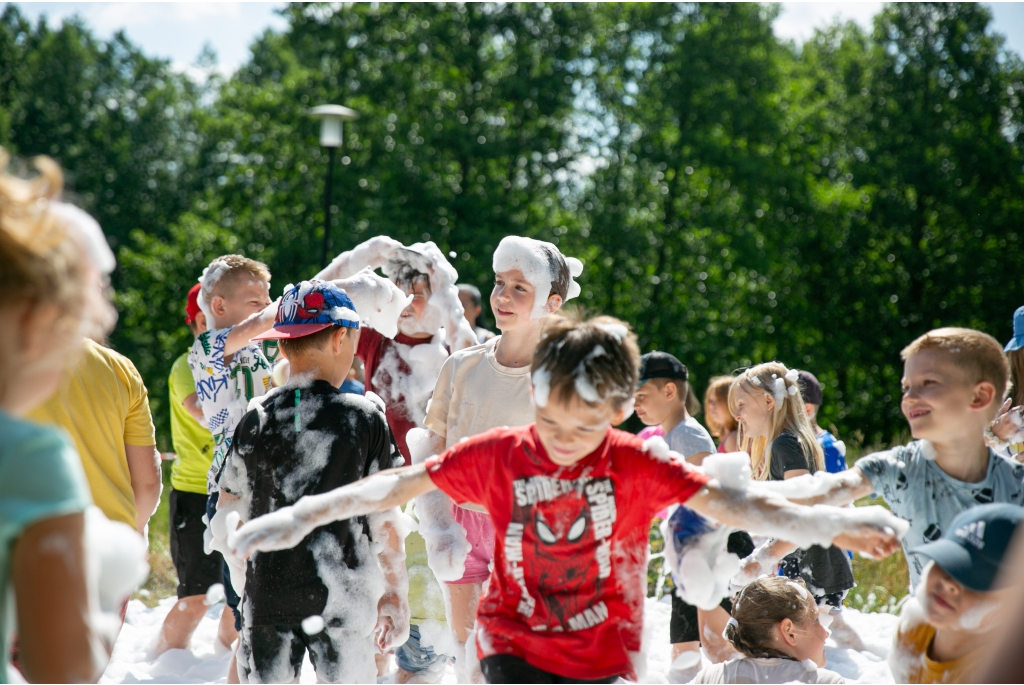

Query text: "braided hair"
[725, 576, 818, 660]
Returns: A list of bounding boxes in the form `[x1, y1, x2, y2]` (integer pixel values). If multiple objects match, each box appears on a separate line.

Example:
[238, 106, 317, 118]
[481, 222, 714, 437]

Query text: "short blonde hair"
[200, 254, 271, 304]
[901, 327, 1009, 400]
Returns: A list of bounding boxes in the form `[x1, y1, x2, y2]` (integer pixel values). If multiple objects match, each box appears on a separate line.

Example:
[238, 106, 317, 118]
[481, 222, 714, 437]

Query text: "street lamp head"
[309, 104, 359, 148]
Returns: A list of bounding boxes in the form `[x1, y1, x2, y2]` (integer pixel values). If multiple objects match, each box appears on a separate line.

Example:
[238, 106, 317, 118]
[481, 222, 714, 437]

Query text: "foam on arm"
[316, 236, 404, 281]
[746, 466, 873, 506]
[369, 507, 413, 651]
[223, 299, 280, 356]
[230, 464, 435, 558]
[331, 268, 413, 339]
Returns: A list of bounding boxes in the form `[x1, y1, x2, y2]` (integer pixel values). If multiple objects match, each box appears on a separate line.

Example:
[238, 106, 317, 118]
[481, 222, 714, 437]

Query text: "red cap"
[185, 283, 203, 324]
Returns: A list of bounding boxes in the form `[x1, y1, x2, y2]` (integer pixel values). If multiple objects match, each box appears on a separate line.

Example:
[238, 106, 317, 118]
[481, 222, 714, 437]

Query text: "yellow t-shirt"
[894, 621, 980, 684]
[168, 351, 215, 495]
[27, 339, 156, 528]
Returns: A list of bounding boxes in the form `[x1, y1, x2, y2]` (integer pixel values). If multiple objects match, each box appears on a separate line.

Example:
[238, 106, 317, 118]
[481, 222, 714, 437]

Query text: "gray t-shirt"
[857, 441, 1024, 588]
[666, 417, 717, 459]
[693, 658, 845, 684]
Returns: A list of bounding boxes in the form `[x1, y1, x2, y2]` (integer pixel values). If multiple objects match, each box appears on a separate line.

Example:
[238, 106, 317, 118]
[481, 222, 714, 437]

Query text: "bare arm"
[686, 451, 712, 467]
[231, 464, 436, 558]
[13, 513, 110, 683]
[686, 479, 903, 560]
[126, 444, 162, 536]
[183, 392, 206, 425]
[746, 466, 875, 507]
[223, 300, 279, 357]
[370, 511, 410, 652]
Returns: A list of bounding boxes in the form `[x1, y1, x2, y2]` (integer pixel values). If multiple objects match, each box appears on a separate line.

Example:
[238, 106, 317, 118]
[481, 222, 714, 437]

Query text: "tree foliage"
[2, 2, 1021, 447]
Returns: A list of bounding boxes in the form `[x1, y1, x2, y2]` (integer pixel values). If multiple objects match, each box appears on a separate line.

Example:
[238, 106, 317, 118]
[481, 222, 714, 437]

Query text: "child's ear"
[332, 327, 348, 353]
[546, 293, 563, 314]
[210, 295, 227, 317]
[779, 617, 798, 647]
[764, 393, 776, 413]
[663, 382, 677, 401]
[971, 381, 996, 412]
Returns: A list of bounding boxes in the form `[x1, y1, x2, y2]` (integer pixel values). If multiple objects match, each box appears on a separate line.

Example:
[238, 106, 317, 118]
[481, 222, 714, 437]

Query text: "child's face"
[491, 268, 555, 331]
[782, 610, 830, 667]
[633, 381, 676, 426]
[706, 392, 731, 430]
[213, 279, 272, 329]
[731, 386, 774, 439]
[534, 394, 630, 467]
[397, 278, 436, 335]
[901, 349, 994, 442]
[921, 562, 1002, 632]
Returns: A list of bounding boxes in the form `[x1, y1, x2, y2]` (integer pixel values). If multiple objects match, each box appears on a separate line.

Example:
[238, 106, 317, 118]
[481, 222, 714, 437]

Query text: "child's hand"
[833, 524, 901, 560]
[348, 236, 404, 270]
[229, 505, 317, 559]
[334, 268, 413, 339]
[989, 399, 1024, 444]
[374, 591, 408, 652]
[424, 525, 473, 582]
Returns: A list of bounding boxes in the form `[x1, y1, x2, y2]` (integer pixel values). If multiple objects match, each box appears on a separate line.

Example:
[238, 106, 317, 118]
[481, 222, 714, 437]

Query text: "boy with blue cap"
[217, 281, 408, 683]
[986, 305, 1024, 459]
[890, 503, 1024, 684]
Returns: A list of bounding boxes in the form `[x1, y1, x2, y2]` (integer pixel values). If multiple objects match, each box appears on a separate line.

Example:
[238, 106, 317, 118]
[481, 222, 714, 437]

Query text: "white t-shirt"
[424, 336, 534, 449]
[188, 327, 277, 493]
[666, 416, 717, 459]
[694, 657, 845, 684]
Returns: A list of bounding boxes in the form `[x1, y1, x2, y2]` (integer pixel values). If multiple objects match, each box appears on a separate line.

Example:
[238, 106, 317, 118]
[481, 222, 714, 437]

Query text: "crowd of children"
[5, 145, 1024, 685]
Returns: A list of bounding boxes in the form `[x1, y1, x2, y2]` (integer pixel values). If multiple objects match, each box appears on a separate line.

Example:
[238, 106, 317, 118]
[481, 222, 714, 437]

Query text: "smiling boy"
[228, 315, 903, 684]
[749, 327, 1024, 589]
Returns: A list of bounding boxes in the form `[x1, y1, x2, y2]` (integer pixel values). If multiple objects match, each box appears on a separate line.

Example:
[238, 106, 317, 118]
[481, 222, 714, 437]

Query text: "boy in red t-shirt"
[230, 315, 904, 683]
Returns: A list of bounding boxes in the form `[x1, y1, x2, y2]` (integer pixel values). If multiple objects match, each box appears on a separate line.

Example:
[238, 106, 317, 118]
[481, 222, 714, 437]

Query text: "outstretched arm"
[316, 236, 404, 281]
[231, 464, 435, 558]
[370, 509, 411, 653]
[746, 466, 874, 507]
[686, 479, 903, 561]
[223, 299, 279, 357]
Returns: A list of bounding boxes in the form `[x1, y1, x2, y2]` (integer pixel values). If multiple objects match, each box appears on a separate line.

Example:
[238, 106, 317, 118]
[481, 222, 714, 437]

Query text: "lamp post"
[309, 104, 359, 269]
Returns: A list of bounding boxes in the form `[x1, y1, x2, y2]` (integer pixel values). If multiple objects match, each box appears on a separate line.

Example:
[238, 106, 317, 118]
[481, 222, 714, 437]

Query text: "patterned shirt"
[187, 327, 279, 493]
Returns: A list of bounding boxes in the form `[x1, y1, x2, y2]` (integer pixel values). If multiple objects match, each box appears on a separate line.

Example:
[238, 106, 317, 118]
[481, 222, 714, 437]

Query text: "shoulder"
[815, 667, 846, 684]
[989, 449, 1024, 484]
[856, 442, 916, 476]
[444, 338, 491, 366]
[0, 417, 91, 508]
[691, 663, 724, 684]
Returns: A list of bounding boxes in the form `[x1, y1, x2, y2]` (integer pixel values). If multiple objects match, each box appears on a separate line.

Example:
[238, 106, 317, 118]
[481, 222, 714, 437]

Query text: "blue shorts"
[395, 624, 448, 675]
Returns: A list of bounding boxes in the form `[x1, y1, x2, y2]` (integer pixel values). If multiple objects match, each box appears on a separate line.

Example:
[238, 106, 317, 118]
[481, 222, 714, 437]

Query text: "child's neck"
[660, 404, 690, 436]
[930, 623, 990, 663]
[928, 431, 990, 483]
[287, 358, 341, 388]
[494, 321, 544, 368]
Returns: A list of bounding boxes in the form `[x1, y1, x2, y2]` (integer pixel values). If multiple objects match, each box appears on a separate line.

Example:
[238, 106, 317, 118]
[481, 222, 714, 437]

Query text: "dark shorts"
[240, 624, 364, 683]
[169, 489, 224, 599]
[206, 491, 242, 630]
[480, 655, 618, 684]
[670, 530, 755, 644]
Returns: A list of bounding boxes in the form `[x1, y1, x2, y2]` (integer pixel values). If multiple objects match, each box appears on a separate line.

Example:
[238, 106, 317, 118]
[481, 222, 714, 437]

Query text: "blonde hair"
[704, 375, 738, 439]
[728, 361, 824, 480]
[0, 148, 97, 342]
[901, 327, 1009, 402]
[725, 576, 818, 660]
[199, 254, 271, 304]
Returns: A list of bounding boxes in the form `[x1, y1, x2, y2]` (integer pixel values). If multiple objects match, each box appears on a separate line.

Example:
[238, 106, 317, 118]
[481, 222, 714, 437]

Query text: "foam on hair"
[492, 236, 583, 318]
[197, 254, 272, 321]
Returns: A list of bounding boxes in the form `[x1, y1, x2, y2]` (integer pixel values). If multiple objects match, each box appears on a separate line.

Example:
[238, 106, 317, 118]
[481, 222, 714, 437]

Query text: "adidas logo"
[955, 521, 986, 550]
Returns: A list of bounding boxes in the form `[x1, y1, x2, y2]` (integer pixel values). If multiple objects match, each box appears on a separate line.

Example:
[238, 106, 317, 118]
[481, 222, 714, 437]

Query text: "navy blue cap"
[1005, 306, 1024, 353]
[911, 503, 1024, 592]
[638, 351, 687, 388]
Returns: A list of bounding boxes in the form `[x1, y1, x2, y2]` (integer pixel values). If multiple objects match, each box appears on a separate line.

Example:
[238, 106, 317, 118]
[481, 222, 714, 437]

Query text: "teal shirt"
[0, 409, 91, 683]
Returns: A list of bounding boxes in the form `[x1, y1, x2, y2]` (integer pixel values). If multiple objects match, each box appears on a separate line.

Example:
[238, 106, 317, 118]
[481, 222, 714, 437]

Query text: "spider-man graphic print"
[425, 424, 709, 682]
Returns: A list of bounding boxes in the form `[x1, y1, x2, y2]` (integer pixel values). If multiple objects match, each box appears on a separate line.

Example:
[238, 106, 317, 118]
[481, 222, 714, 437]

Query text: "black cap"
[796, 370, 823, 406]
[911, 503, 1024, 593]
[638, 351, 687, 387]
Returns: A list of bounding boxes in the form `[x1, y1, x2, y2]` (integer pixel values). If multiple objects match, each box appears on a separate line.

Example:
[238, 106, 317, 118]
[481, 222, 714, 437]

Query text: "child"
[218, 281, 408, 683]
[796, 370, 848, 473]
[889, 503, 1023, 684]
[986, 305, 1024, 460]
[0, 151, 124, 681]
[704, 376, 739, 453]
[693, 576, 844, 684]
[229, 315, 903, 684]
[413, 236, 581, 681]
[729, 363, 855, 611]
[634, 353, 748, 669]
[746, 328, 1024, 591]
[153, 283, 236, 657]
[634, 351, 716, 465]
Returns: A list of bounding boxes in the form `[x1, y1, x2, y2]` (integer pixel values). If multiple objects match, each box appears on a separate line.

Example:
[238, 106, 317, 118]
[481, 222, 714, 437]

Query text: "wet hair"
[278, 325, 345, 358]
[390, 262, 431, 294]
[0, 148, 92, 340]
[902, 327, 1009, 402]
[646, 376, 702, 417]
[458, 283, 482, 308]
[540, 243, 571, 300]
[728, 362, 825, 480]
[726, 576, 818, 660]
[201, 254, 271, 305]
[704, 375, 739, 439]
[532, 313, 639, 411]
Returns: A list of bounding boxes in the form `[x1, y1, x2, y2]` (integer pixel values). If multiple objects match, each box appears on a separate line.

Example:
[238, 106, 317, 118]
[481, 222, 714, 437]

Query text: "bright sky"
[7, 1, 1024, 75]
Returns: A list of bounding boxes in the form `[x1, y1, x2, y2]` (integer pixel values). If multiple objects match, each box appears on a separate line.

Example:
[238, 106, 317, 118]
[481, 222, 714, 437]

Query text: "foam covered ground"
[101, 596, 898, 683]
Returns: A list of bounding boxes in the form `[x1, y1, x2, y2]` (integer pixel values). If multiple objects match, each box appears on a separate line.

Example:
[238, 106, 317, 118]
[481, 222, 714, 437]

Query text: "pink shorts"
[448, 502, 495, 585]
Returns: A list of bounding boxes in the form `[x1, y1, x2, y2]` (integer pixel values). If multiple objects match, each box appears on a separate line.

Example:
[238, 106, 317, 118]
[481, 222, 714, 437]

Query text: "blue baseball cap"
[1005, 306, 1024, 352]
[253, 280, 360, 340]
[911, 503, 1024, 593]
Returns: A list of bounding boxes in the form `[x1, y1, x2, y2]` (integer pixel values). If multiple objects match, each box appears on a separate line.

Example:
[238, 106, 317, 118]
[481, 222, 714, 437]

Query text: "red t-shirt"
[356, 326, 437, 464]
[426, 424, 710, 681]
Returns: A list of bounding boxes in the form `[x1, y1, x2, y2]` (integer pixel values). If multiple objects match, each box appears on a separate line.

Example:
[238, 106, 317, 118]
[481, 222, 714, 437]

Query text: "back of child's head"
[492, 236, 583, 317]
[729, 361, 825, 478]
[531, 314, 639, 411]
[902, 327, 1009, 402]
[726, 576, 818, 659]
[0, 149, 112, 343]
[704, 375, 738, 438]
[199, 254, 271, 308]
